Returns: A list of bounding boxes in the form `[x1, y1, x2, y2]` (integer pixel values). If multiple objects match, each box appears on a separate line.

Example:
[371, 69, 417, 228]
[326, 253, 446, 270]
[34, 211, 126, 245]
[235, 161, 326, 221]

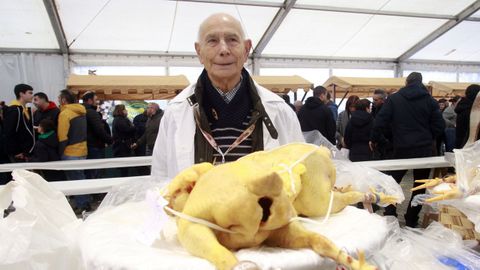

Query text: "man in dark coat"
[33, 92, 60, 131]
[344, 99, 373, 162]
[132, 103, 163, 156]
[455, 84, 480, 148]
[297, 86, 336, 145]
[371, 72, 445, 227]
[82, 92, 113, 179]
[3, 84, 35, 162]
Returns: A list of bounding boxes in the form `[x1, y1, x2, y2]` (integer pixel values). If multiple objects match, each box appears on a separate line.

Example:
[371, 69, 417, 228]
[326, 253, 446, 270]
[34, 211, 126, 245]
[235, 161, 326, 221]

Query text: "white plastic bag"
[371, 220, 480, 270]
[0, 170, 83, 270]
[334, 159, 405, 206]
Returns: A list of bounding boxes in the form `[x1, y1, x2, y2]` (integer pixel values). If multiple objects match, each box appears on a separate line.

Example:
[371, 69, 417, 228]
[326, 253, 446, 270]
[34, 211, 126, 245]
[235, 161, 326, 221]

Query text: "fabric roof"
[67, 74, 190, 100]
[252, 75, 313, 94]
[323, 76, 406, 97]
[66, 74, 312, 100]
[1, 0, 480, 64]
[428, 81, 471, 97]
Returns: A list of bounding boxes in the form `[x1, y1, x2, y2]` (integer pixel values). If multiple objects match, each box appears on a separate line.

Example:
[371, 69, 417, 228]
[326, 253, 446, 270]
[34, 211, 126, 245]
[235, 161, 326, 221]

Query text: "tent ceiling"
[0, 0, 58, 49]
[1, 0, 480, 65]
[411, 21, 480, 61]
[296, 0, 477, 16]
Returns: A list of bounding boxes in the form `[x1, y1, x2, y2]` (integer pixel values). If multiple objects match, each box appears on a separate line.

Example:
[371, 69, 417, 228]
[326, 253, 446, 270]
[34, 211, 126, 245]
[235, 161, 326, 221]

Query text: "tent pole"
[337, 91, 349, 107]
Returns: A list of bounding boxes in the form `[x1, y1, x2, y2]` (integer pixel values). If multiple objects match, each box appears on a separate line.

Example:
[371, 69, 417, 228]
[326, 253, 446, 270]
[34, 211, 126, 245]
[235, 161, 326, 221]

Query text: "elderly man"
[132, 102, 163, 156]
[151, 13, 303, 181]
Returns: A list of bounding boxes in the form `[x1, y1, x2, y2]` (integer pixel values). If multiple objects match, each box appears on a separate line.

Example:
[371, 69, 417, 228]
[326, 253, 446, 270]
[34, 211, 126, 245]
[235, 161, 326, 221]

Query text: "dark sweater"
[297, 97, 336, 145]
[455, 89, 480, 148]
[202, 72, 253, 163]
[33, 101, 60, 129]
[30, 131, 65, 181]
[84, 104, 112, 148]
[3, 104, 35, 156]
[372, 83, 444, 151]
[112, 115, 136, 157]
[344, 110, 373, 162]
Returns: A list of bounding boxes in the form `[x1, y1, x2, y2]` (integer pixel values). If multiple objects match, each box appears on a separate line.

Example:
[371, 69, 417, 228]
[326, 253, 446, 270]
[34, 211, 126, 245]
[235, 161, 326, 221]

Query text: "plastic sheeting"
[0, 170, 82, 270]
[0, 53, 66, 103]
[371, 220, 480, 270]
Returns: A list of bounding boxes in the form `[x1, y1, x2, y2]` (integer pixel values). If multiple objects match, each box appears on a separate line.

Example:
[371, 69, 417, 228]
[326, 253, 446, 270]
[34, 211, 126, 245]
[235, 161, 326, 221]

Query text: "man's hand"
[368, 141, 376, 152]
[14, 153, 25, 160]
[130, 143, 138, 149]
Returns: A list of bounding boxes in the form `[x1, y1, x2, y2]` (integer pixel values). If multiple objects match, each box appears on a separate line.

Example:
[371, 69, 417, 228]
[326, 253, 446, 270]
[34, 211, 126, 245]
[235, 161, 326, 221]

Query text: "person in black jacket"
[0, 106, 12, 184]
[112, 104, 136, 177]
[3, 84, 35, 162]
[32, 92, 60, 132]
[371, 72, 445, 227]
[344, 99, 373, 162]
[297, 86, 336, 145]
[455, 84, 480, 149]
[82, 92, 113, 179]
[29, 119, 65, 181]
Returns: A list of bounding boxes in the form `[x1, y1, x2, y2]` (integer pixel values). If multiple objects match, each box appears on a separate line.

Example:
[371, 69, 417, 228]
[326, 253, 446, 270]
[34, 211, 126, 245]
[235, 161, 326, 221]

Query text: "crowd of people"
[0, 85, 163, 212]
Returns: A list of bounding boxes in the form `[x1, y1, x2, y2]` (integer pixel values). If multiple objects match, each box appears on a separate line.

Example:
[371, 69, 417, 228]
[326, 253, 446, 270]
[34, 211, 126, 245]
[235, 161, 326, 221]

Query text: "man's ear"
[194, 42, 204, 65]
[243, 39, 252, 58]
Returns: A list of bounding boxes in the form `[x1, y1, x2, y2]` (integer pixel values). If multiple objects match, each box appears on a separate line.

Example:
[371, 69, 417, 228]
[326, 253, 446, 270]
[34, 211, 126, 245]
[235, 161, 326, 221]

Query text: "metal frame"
[42, 0, 68, 54]
[253, 0, 296, 57]
[397, 0, 480, 62]
[1, 0, 480, 68]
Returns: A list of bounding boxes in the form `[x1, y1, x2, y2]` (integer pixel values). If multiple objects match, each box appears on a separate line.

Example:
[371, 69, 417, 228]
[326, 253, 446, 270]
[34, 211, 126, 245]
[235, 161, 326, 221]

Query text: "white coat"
[151, 81, 305, 182]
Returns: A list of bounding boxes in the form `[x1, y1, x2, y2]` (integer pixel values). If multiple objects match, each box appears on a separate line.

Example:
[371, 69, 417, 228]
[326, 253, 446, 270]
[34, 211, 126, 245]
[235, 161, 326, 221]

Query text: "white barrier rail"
[0, 156, 152, 172]
[0, 156, 451, 196]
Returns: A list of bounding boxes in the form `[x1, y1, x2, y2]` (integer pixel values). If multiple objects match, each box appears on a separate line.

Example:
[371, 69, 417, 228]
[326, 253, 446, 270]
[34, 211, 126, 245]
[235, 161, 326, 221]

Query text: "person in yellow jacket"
[57, 89, 90, 212]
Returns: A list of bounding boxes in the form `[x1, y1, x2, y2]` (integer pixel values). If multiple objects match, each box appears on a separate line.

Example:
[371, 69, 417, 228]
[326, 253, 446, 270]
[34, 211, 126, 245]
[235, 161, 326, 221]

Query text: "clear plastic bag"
[334, 159, 405, 206]
[415, 140, 480, 232]
[371, 220, 480, 270]
[0, 170, 83, 270]
[302, 130, 348, 160]
[97, 176, 163, 211]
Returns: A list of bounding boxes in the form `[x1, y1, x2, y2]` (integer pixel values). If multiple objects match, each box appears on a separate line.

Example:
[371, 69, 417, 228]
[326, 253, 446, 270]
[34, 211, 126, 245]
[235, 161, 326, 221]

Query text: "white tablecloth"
[79, 202, 388, 270]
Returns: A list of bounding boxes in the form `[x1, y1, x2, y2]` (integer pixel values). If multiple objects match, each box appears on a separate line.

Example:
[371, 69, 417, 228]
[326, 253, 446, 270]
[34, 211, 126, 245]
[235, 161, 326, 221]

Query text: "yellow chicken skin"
[164, 143, 385, 270]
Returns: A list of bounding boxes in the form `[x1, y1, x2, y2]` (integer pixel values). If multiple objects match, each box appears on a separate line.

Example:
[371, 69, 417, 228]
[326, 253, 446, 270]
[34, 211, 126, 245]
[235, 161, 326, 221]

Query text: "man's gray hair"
[373, 89, 387, 99]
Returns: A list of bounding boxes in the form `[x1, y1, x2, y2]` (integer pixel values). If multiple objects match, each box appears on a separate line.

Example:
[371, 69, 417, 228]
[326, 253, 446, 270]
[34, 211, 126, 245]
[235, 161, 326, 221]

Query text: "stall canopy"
[252, 75, 313, 95]
[323, 76, 407, 99]
[428, 81, 471, 98]
[67, 75, 190, 100]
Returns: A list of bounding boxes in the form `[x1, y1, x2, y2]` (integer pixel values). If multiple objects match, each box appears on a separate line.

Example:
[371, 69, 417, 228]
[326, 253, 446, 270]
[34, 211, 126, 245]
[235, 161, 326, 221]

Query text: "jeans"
[444, 128, 456, 153]
[383, 146, 433, 227]
[62, 155, 91, 209]
[85, 147, 105, 179]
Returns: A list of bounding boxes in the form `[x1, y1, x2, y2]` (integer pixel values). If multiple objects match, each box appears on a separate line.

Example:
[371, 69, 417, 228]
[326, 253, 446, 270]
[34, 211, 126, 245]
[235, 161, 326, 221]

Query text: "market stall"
[252, 75, 313, 100]
[322, 76, 406, 103]
[427, 81, 471, 98]
[66, 74, 190, 100]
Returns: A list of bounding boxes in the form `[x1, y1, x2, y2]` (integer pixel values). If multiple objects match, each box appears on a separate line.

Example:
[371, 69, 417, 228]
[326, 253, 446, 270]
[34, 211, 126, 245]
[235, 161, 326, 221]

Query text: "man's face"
[33, 96, 46, 109]
[439, 102, 446, 111]
[146, 104, 156, 117]
[21, 90, 33, 103]
[195, 16, 252, 85]
[373, 94, 384, 107]
[318, 93, 327, 102]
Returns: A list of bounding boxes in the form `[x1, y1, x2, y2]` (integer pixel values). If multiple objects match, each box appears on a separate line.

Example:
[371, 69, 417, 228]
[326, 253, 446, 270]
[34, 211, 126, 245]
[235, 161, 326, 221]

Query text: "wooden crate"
[439, 206, 480, 241]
